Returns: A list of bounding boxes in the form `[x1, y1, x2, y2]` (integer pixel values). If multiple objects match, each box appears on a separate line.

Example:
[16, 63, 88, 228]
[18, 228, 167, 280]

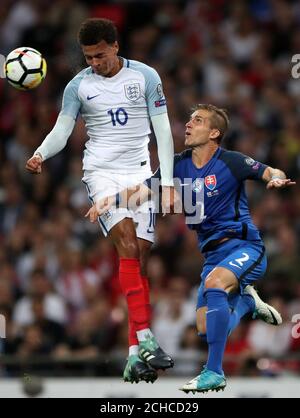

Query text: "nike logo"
[206, 309, 218, 314]
[87, 94, 101, 100]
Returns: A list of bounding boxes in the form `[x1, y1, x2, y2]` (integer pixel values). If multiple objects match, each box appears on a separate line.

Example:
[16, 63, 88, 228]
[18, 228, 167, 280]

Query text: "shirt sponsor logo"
[155, 99, 166, 107]
[205, 174, 217, 191]
[124, 83, 141, 101]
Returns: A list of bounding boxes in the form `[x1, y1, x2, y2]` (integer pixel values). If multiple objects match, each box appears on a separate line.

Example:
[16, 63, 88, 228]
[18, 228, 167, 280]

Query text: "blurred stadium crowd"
[0, 0, 300, 378]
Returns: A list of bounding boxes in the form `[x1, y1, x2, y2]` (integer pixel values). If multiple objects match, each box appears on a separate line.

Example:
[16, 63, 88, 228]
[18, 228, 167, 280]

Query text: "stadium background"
[0, 0, 300, 397]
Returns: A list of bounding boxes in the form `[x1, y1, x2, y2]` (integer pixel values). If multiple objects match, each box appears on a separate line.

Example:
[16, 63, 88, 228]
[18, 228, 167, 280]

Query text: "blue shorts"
[196, 238, 267, 309]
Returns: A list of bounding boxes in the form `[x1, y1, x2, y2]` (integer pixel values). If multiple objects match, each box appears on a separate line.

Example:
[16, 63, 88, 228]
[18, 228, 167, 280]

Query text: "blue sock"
[228, 294, 255, 335]
[204, 288, 230, 375]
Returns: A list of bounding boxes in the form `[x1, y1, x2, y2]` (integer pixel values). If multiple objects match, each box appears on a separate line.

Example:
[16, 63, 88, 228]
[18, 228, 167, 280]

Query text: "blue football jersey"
[150, 147, 268, 252]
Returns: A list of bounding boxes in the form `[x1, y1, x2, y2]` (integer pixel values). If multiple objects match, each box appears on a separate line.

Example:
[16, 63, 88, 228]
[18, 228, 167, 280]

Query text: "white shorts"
[82, 169, 156, 243]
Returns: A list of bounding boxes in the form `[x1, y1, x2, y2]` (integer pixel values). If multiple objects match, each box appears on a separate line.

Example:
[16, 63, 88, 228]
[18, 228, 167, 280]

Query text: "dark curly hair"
[78, 18, 118, 46]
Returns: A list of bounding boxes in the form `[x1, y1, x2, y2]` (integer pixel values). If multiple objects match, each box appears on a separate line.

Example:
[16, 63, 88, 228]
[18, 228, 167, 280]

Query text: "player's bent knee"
[122, 241, 140, 258]
[114, 235, 140, 258]
[204, 275, 225, 290]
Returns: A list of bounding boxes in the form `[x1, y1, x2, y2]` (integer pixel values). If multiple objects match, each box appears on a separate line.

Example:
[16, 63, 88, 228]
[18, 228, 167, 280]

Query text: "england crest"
[124, 83, 141, 101]
[205, 175, 217, 191]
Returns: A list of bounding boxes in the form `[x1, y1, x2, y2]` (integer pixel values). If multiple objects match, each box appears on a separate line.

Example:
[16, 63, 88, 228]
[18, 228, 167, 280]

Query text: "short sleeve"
[219, 150, 268, 181]
[143, 66, 167, 117]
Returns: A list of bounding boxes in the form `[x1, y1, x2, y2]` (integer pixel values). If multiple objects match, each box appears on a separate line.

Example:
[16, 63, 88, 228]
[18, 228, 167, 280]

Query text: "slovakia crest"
[124, 83, 141, 101]
[205, 175, 217, 191]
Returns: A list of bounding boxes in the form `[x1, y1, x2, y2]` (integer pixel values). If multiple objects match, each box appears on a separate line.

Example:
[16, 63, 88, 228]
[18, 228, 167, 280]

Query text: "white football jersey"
[60, 58, 167, 173]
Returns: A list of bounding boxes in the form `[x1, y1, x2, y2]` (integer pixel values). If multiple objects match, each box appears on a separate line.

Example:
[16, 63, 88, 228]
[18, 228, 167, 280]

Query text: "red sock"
[128, 275, 152, 347]
[119, 258, 150, 331]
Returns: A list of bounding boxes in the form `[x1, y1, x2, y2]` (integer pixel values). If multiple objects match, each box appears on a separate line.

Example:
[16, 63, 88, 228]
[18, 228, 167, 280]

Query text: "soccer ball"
[4, 47, 47, 90]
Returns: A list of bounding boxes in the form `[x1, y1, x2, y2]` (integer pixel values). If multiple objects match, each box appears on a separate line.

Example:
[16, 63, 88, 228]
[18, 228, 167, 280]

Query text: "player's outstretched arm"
[262, 166, 296, 189]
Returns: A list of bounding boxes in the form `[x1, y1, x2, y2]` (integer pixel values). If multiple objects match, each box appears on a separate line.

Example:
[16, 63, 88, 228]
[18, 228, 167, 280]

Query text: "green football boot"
[123, 355, 157, 384]
[138, 335, 174, 370]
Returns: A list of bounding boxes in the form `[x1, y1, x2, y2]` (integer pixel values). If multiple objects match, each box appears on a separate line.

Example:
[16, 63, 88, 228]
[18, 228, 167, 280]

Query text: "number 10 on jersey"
[107, 108, 128, 126]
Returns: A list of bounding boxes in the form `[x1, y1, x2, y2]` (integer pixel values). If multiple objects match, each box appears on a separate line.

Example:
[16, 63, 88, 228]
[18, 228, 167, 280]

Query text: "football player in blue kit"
[172, 104, 295, 393]
[86, 103, 295, 393]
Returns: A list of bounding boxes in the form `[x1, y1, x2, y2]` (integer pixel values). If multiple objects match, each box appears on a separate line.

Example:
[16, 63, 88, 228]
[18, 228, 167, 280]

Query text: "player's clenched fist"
[25, 154, 43, 174]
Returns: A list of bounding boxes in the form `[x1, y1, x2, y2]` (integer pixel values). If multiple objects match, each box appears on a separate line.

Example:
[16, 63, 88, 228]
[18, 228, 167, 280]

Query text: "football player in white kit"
[25, 18, 176, 383]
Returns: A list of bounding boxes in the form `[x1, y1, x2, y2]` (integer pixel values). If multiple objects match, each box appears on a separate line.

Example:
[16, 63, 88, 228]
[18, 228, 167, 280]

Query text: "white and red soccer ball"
[4, 47, 47, 90]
